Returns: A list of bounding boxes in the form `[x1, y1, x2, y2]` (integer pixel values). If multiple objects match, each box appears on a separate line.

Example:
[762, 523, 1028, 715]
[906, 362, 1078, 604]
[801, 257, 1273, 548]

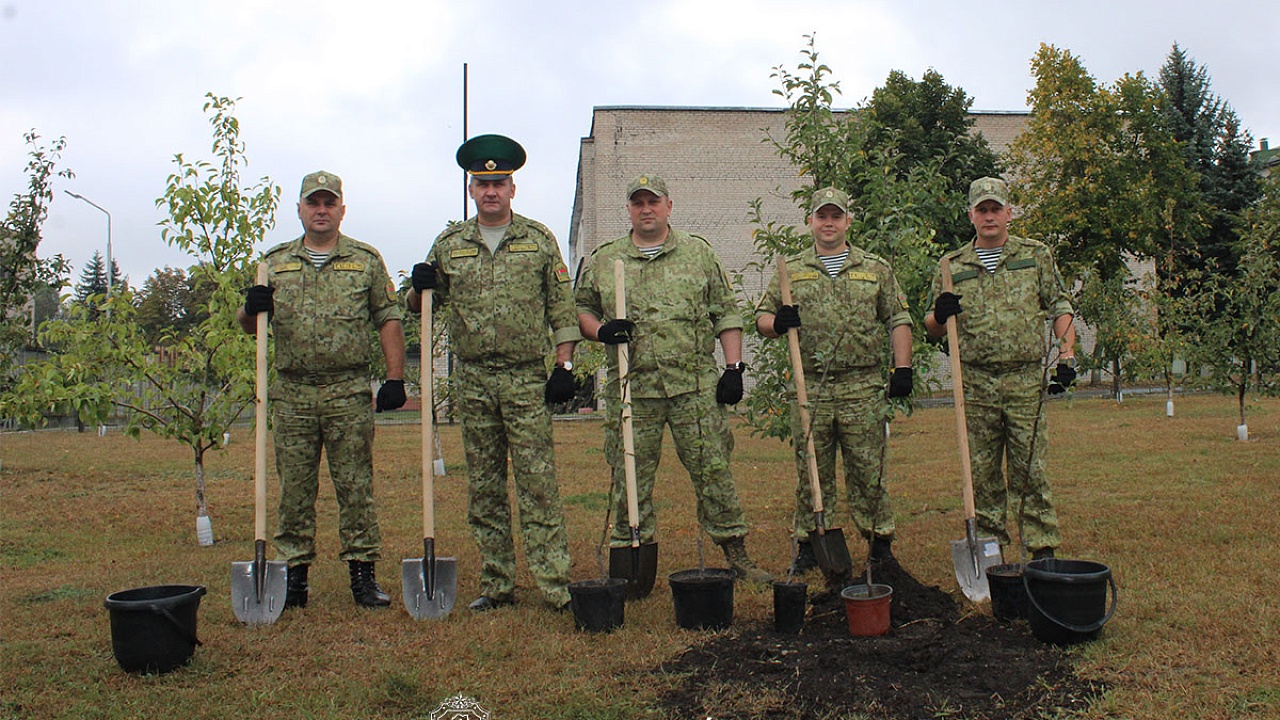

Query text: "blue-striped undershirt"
[637, 244, 664, 258]
[975, 246, 1003, 273]
[819, 250, 849, 277]
[306, 248, 329, 269]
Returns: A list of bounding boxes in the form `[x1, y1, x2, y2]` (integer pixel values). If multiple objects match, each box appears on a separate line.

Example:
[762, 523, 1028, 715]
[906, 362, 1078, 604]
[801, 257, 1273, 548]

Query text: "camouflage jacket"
[426, 213, 579, 367]
[756, 243, 911, 375]
[576, 227, 744, 399]
[928, 235, 1074, 367]
[263, 234, 402, 378]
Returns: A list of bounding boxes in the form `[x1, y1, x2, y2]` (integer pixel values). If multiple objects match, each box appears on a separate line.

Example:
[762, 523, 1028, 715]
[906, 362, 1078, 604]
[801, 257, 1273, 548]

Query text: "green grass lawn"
[2, 392, 1277, 719]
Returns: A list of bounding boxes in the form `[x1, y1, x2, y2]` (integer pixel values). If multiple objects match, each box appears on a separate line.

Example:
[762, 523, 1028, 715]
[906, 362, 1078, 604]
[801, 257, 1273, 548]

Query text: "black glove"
[772, 304, 801, 335]
[933, 292, 962, 325]
[411, 262, 438, 292]
[1048, 362, 1077, 395]
[545, 366, 576, 404]
[375, 380, 406, 412]
[716, 367, 744, 405]
[597, 318, 636, 345]
[888, 367, 913, 398]
[244, 285, 274, 317]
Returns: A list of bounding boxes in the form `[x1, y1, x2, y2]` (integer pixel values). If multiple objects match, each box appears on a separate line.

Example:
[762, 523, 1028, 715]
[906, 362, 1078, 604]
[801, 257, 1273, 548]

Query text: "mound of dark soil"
[655, 561, 1105, 719]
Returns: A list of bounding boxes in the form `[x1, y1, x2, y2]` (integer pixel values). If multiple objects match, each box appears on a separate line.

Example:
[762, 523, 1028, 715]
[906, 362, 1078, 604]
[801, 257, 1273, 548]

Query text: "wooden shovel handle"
[254, 262, 269, 543]
[777, 258, 825, 519]
[614, 259, 641, 543]
[421, 288, 436, 539]
[941, 258, 977, 521]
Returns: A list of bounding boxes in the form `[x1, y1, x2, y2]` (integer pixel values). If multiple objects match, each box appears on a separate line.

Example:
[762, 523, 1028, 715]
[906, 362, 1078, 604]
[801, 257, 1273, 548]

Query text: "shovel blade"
[401, 556, 458, 620]
[950, 536, 1003, 602]
[808, 527, 854, 576]
[230, 560, 288, 625]
[608, 542, 658, 600]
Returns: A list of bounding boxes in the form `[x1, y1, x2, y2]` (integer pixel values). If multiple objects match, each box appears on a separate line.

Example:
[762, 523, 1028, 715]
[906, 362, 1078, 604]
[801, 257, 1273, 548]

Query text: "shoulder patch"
[451, 247, 480, 259]
[555, 264, 570, 283]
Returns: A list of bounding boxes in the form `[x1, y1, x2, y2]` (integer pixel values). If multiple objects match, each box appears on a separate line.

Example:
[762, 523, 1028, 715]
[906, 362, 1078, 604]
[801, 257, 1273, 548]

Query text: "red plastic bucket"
[840, 583, 892, 637]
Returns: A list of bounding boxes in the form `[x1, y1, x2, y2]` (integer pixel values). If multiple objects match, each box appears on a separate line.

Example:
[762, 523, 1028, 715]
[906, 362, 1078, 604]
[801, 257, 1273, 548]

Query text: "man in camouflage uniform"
[576, 174, 771, 584]
[756, 187, 914, 581]
[924, 177, 1077, 560]
[238, 170, 407, 609]
[406, 134, 577, 612]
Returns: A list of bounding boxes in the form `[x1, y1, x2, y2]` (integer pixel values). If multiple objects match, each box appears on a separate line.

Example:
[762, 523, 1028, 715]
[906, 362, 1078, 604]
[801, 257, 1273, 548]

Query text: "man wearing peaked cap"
[236, 170, 407, 610]
[924, 176, 1077, 562]
[574, 174, 772, 586]
[407, 135, 578, 613]
[755, 186, 913, 582]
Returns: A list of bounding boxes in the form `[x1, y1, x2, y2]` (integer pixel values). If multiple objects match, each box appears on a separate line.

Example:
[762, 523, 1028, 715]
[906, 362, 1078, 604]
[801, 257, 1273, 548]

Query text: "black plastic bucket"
[104, 584, 206, 674]
[669, 568, 734, 630]
[986, 563, 1028, 621]
[1023, 559, 1117, 645]
[772, 581, 807, 634]
[568, 578, 627, 632]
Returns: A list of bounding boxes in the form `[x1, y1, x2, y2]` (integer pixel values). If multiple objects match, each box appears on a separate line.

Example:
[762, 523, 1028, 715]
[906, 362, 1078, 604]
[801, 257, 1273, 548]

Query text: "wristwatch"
[556, 361, 574, 371]
[725, 362, 745, 371]
[1061, 357, 1078, 369]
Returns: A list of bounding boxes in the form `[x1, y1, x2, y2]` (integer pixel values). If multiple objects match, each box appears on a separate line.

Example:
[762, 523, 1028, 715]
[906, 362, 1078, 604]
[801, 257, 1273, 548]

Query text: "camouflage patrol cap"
[301, 171, 342, 199]
[969, 177, 1010, 208]
[626, 174, 669, 199]
[457, 134, 526, 178]
[809, 186, 850, 215]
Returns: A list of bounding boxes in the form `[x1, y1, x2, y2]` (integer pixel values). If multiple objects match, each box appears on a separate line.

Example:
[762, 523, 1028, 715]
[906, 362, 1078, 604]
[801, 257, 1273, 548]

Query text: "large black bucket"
[669, 569, 734, 630]
[1023, 559, 1117, 645]
[568, 578, 627, 633]
[772, 581, 807, 634]
[104, 585, 206, 674]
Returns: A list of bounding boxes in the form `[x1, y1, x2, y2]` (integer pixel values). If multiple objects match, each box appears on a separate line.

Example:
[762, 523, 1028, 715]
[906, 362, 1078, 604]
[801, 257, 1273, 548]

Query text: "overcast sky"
[3, 0, 1276, 288]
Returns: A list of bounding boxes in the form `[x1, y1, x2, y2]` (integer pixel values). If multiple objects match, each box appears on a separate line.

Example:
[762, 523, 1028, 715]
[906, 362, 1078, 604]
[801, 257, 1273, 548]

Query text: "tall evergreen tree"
[1157, 44, 1262, 286]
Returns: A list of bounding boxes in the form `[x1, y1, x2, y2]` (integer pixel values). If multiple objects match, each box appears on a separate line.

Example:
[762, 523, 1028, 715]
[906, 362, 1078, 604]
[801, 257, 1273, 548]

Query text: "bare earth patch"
[655, 561, 1106, 719]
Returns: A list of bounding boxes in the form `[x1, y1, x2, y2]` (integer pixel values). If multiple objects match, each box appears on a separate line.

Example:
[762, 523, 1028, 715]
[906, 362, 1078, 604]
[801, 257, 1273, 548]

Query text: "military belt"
[277, 369, 366, 385]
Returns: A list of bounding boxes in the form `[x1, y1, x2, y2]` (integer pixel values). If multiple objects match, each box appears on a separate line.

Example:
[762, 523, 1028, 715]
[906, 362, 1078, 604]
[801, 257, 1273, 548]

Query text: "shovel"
[941, 257, 1002, 601]
[231, 262, 287, 625]
[402, 288, 458, 619]
[607, 258, 658, 599]
[777, 258, 852, 576]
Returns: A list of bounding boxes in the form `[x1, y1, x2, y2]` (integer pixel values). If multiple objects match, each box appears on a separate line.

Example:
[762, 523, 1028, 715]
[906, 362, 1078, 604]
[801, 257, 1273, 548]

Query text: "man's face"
[627, 190, 672, 235]
[969, 200, 1012, 243]
[468, 176, 516, 221]
[297, 191, 345, 235]
[808, 205, 851, 250]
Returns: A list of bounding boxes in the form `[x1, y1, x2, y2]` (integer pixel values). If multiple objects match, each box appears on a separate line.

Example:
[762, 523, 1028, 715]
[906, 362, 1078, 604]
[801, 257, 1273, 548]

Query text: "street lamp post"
[63, 190, 113, 297]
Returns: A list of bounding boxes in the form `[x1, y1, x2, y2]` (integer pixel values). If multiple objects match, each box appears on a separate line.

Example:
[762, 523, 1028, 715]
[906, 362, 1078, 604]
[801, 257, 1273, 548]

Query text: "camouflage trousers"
[605, 389, 749, 547]
[963, 362, 1061, 551]
[456, 360, 571, 605]
[790, 369, 894, 540]
[271, 375, 381, 565]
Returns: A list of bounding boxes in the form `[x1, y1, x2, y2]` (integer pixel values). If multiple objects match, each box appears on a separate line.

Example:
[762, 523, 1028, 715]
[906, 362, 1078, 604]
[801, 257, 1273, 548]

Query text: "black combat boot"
[348, 560, 391, 608]
[789, 540, 819, 575]
[870, 535, 895, 563]
[285, 564, 309, 609]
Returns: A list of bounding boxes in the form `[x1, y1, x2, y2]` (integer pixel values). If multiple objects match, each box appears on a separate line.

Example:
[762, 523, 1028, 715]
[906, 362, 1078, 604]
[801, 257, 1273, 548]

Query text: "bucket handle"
[1023, 572, 1118, 635]
[150, 604, 202, 647]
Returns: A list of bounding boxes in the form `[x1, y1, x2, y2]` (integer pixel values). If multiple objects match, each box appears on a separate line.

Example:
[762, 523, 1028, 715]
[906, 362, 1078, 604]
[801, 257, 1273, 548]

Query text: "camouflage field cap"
[301, 170, 342, 199]
[809, 186, 850, 215]
[969, 176, 1010, 208]
[626, 174, 669, 199]
[457, 134, 526, 178]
